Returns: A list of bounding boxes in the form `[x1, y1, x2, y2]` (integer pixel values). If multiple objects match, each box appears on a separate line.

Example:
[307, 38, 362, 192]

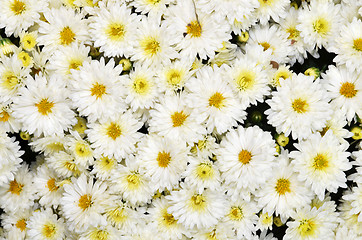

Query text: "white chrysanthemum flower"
[131, 17, 178, 68]
[33, 165, 64, 208]
[255, 151, 313, 222]
[79, 224, 120, 240]
[37, 6, 89, 53]
[61, 174, 113, 232]
[122, 63, 160, 111]
[270, 64, 293, 87]
[27, 208, 66, 240]
[220, 198, 259, 240]
[110, 158, 154, 206]
[342, 183, 362, 222]
[1, 207, 32, 240]
[182, 156, 221, 193]
[248, 23, 294, 64]
[255, 0, 290, 25]
[88, 1, 140, 57]
[166, 183, 227, 230]
[0, 101, 21, 133]
[0, 130, 23, 185]
[0, 164, 35, 213]
[86, 111, 143, 159]
[0, 54, 30, 102]
[90, 155, 118, 181]
[225, 54, 270, 108]
[266, 73, 332, 140]
[149, 94, 206, 144]
[138, 134, 188, 192]
[47, 43, 91, 81]
[0, 0, 46, 37]
[29, 135, 69, 157]
[290, 131, 352, 200]
[189, 134, 219, 159]
[164, 0, 230, 60]
[321, 65, 362, 123]
[297, 1, 341, 50]
[12, 74, 76, 137]
[46, 151, 85, 178]
[66, 131, 94, 168]
[148, 197, 188, 240]
[185, 66, 246, 134]
[70, 58, 126, 123]
[217, 126, 276, 199]
[256, 212, 273, 232]
[284, 205, 338, 240]
[131, 0, 174, 24]
[332, 18, 362, 74]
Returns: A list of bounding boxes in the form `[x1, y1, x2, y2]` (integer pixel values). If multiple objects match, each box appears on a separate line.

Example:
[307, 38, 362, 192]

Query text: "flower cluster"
[0, 0, 362, 239]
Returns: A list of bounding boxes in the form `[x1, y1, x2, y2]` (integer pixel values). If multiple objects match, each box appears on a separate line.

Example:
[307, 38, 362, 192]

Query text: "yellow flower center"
[236, 70, 256, 91]
[0, 110, 10, 122]
[146, 0, 161, 4]
[90, 82, 106, 99]
[186, 21, 202, 38]
[259, 0, 274, 6]
[259, 42, 271, 51]
[11, 0, 26, 15]
[339, 82, 357, 98]
[291, 98, 309, 113]
[353, 38, 362, 52]
[298, 219, 316, 237]
[162, 209, 177, 226]
[156, 151, 171, 168]
[171, 111, 188, 127]
[2, 71, 19, 90]
[286, 27, 300, 40]
[166, 69, 182, 85]
[47, 178, 59, 192]
[35, 98, 54, 116]
[196, 163, 214, 180]
[126, 173, 141, 189]
[73, 117, 87, 134]
[312, 18, 330, 36]
[9, 179, 23, 195]
[78, 194, 92, 211]
[208, 92, 225, 109]
[16, 219, 26, 231]
[18, 51, 31, 67]
[107, 208, 127, 224]
[260, 213, 273, 225]
[42, 224, 56, 238]
[132, 77, 150, 95]
[107, 23, 125, 41]
[89, 229, 109, 240]
[141, 37, 161, 56]
[48, 142, 65, 152]
[106, 122, 122, 140]
[238, 149, 252, 165]
[21, 33, 37, 50]
[75, 142, 91, 158]
[59, 26, 75, 45]
[68, 59, 82, 72]
[313, 153, 329, 170]
[99, 156, 115, 171]
[229, 206, 243, 221]
[190, 194, 206, 212]
[275, 178, 291, 195]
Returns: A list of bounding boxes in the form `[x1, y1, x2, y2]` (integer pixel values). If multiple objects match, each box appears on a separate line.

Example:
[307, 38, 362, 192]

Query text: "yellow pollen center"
[133, 77, 150, 95]
[286, 27, 300, 40]
[78, 194, 92, 211]
[339, 82, 357, 98]
[42, 224, 56, 238]
[16, 219, 26, 231]
[141, 37, 160, 56]
[238, 150, 252, 165]
[208, 92, 225, 109]
[0, 110, 10, 122]
[236, 71, 256, 91]
[11, 0, 26, 15]
[89, 229, 109, 240]
[162, 209, 177, 226]
[35, 98, 54, 116]
[107, 208, 127, 224]
[298, 219, 316, 237]
[107, 23, 125, 41]
[22, 34, 36, 50]
[126, 174, 140, 189]
[64, 161, 78, 171]
[190, 194, 206, 211]
[156, 151, 171, 168]
[47, 178, 59, 192]
[275, 178, 291, 195]
[9, 179, 23, 195]
[90, 82, 106, 99]
[312, 18, 330, 36]
[291, 98, 308, 113]
[313, 153, 329, 170]
[2, 72, 19, 90]
[147, 0, 161, 4]
[196, 163, 213, 180]
[260, 213, 273, 225]
[259, 42, 271, 51]
[171, 111, 188, 127]
[68, 60, 82, 72]
[229, 207, 243, 221]
[99, 156, 115, 171]
[59, 26, 75, 45]
[106, 122, 122, 140]
[186, 21, 202, 38]
[259, 0, 274, 6]
[75, 142, 91, 157]
[353, 38, 362, 52]
[166, 70, 182, 85]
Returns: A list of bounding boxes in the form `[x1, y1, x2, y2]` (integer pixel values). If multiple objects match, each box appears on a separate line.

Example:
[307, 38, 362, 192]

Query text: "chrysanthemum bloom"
[1, 207, 32, 239]
[61, 174, 113, 232]
[290, 131, 352, 200]
[217, 125, 276, 199]
[266, 73, 332, 140]
[12, 74, 76, 137]
[166, 183, 227, 230]
[78, 224, 120, 240]
[321, 65, 362, 123]
[342, 183, 362, 222]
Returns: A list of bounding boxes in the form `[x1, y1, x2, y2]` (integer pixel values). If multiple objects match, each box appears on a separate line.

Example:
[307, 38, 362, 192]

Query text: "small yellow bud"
[237, 31, 249, 43]
[275, 144, 281, 155]
[273, 215, 284, 227]
[351, 126, 362, 140]
[276, 133, 289, 147]
[119, 58, 132, 72]
[73, 117, 87, 135]
[304, 67, 320, 80]
[0, 38, 15, 56]
[20, 131, 31, 140]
